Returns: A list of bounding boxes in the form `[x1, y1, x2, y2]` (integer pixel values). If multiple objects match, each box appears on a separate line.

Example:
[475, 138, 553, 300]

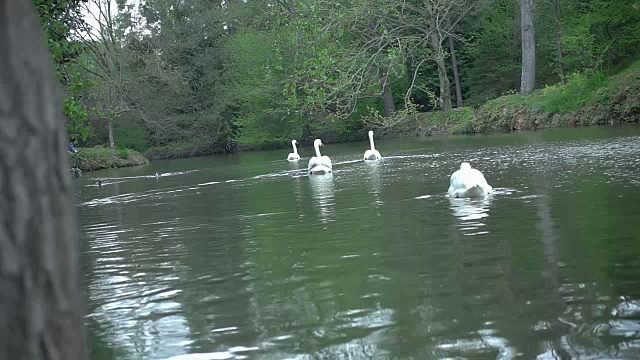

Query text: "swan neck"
[368, 133, 376, 150]
[314, 142, 322, 157]
[292, 141, 298, 154]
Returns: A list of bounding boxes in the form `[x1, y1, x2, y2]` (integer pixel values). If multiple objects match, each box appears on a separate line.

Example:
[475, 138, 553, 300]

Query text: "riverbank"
[97, 61, 640, 163]
[379, 61, 640, 138]
[70, 147, 149, 172]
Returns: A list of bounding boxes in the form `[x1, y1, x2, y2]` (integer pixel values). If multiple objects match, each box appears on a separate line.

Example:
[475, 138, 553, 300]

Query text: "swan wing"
[319, 156, 332, 169]
[288, 152, 300, 161]
[448, 169, 493, 198]
[308, 156, 325, 171]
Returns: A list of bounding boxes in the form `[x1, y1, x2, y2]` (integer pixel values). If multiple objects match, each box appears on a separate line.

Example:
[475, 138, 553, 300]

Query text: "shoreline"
[81, 62, 640, 171]
[69, 147, 149, 172]
[79, 121, 638, 173]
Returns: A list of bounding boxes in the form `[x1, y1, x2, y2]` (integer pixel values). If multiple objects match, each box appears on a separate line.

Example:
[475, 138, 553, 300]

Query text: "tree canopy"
[35, 0, 640, 152]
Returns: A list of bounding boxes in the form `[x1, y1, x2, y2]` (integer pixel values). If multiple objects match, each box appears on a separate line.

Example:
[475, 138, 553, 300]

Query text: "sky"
[80, 0, 146, 38]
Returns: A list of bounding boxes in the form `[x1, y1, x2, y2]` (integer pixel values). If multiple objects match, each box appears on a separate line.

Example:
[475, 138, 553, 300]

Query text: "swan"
[308, 139, 332, 175]
[448, 162, 493, 198]
[363, 130, 382, 161]
[287, 140, 301, 161]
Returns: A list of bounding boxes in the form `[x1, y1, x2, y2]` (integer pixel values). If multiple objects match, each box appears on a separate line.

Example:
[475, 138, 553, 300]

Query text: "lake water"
[77, 127, 640, 360]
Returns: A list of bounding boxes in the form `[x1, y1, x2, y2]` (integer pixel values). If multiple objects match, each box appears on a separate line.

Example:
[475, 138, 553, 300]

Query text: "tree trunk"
[0, 1, 87, 359]
[553, 0, 566, 85]
[448, 35, 464, 107]
[107, 118, 115, 154]
[380, 69, 396, 117]
[520, 0, 536, 95]
[430, 31, 452, 111]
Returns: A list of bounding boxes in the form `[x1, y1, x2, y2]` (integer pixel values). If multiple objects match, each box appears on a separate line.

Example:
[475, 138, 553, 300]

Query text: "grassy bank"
[70, 147, 149, 172]
[379, 61, 640, 138]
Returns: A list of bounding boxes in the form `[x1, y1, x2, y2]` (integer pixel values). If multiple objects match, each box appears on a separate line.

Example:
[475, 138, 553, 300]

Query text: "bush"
[70, 146, 148, 171]
[116, 148, 130, 159]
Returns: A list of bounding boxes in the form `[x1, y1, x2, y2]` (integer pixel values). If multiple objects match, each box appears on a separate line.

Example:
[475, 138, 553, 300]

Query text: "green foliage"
[70, 146, 148, 171]
[64, 96, 90, 141]
[561, 0, 640, 73]
[226, 29, 292, 144]
[536, 73, 611, 113]
[33, 0, 92, 141]
[116, 148, 130, 159]
[34, 0, 640, 154]
[113, 121, 146, 152]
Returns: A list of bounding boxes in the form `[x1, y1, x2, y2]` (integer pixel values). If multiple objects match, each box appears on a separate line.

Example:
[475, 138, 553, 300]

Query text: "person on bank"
[68, 140, 78, 153]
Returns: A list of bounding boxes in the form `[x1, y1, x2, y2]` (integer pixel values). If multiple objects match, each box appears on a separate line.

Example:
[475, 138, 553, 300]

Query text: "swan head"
[460, 162, 472, 170]
[368, 130, 374, 137]
[314, 139, 323, 147]
[292, 139, 298, 145]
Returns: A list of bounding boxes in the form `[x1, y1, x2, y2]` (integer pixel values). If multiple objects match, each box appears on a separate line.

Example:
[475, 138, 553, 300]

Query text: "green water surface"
[78, 127, 640, 359]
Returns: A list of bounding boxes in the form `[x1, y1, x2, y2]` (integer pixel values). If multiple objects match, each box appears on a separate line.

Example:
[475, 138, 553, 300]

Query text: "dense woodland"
[37, 0, 640, 155]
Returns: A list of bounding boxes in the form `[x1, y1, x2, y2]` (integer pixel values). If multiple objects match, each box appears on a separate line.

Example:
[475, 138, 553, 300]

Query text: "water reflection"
[448, 196, 493, 235]
[436, 332, 515, 359]
[84, 222, 192, 359]
[288, 159, 304, 171]
[365, 161, 383, 207]
[309, 173, 335, 224]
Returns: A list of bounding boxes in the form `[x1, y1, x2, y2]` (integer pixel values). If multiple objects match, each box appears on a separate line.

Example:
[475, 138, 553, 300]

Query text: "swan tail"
[363, 151, 381, 161]
[464, 184, 487, 198]
[309, 165, 332, 175]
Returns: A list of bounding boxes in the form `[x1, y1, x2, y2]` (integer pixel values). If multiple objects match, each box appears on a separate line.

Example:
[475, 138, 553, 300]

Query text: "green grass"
[479, 60, 639, 129]
[533, 72, 612, 113]
[116, 148, 130, 159]
[392, 59, 640, 136]
[509, 59, 640, 114]
[70, 146, 148, 171]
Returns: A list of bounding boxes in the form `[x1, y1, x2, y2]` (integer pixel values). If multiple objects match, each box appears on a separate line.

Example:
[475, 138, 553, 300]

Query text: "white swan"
[287, 140, 301, 161]
[308, 139, 332, 175]
[448, 162, 493, 198]
[363, 130, 382, 161]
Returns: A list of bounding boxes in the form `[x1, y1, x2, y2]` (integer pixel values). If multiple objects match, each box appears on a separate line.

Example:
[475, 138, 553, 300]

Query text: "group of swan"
[287, 130, 493, 198]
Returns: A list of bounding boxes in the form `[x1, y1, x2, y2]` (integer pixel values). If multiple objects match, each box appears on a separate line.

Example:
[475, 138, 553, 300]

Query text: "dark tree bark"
[380, 70, 396, 117]
[448, 35, 464, 108]
[430, 31, 452, 111]
[0, 1, 87, 359]
[553, 0, 567, 85]
[520, 0, 536, 95]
